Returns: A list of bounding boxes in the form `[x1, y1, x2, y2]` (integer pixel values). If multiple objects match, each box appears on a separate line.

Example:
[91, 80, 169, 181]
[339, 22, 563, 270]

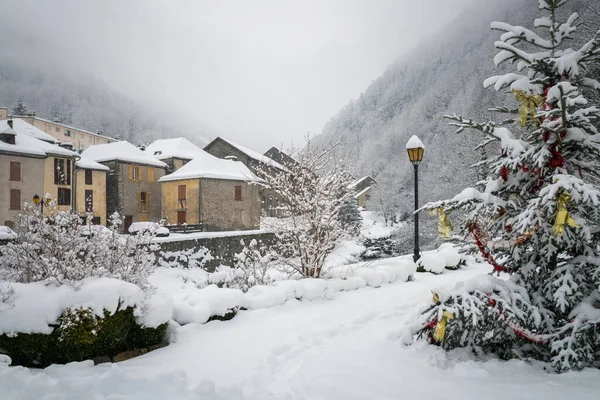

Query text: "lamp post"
[32, 193, 50, 215]
[406, 135, 425, 263]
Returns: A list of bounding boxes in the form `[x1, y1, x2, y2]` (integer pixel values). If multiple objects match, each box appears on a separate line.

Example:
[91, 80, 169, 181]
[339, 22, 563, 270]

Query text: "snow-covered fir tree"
[415, 0, 600, 372]
[11, 97, 28, 116]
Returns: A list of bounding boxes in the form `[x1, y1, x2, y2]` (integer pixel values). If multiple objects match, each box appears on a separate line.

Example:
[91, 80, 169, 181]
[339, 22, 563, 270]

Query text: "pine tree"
[415, 0, 600, 372]
[11, 97, 28, 116]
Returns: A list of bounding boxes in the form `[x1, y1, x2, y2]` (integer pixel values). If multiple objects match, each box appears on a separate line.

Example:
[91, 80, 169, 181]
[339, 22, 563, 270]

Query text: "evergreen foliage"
[11, 96, 28, 116]
[416, 0, 600, 372]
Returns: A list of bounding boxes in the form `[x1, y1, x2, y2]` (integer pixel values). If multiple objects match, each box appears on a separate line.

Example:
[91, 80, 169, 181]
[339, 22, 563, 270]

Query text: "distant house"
[159, 151, 260, 231]
[81, 141, 167, 232]
[263, 147, 300, 169]
[0, 119, 79, 227]
[0, 112, 117, 152]
[349, 176, 377, 208]
[144, 137, 204, 173]
[75, 157, 108, 225]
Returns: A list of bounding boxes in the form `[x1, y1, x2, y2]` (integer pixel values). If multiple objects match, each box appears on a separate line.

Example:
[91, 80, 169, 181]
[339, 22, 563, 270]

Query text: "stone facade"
[161, 177, 260, 231]
[203, 138, 261, 173]
[104, 160, 165, 230]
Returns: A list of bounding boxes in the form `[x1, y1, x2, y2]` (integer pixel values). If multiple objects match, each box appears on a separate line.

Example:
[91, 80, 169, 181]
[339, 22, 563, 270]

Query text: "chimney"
[7, 119, 13, 129]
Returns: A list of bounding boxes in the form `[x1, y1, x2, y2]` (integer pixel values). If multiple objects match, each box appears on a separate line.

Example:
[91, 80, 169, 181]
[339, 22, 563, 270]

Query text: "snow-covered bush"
[415, 0, 600, 372]
[0, 206, 158, 287]
[227, 239, 278, 291]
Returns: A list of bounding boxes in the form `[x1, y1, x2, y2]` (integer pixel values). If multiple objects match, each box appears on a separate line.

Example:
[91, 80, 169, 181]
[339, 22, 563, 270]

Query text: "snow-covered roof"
[81, 141, 168, 168]
[354, 186, 373, 199]
[405, 135, 425, 149]
[209, 137, 285, 170]
[159, 151, 255, 182]
[20, 115, 117, 142]
[0, 120, 79, 158]
[12, 118, 58, 143]
[76, 156, 110, 171]
[349, 176, 375, 189]
[144, 137, 205, 161]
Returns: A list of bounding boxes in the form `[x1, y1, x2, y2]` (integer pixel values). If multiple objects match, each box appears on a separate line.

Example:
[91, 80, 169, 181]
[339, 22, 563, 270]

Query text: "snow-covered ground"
[3, 263, 599, 400]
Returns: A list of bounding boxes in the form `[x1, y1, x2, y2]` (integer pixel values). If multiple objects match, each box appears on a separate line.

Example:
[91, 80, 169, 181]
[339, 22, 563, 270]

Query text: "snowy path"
[3, 265, 600, 399]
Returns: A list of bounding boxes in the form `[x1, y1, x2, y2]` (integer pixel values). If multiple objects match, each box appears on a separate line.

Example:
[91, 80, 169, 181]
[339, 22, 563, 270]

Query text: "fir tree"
[414, 0, 600, 372]
[11, 97, 28, 116]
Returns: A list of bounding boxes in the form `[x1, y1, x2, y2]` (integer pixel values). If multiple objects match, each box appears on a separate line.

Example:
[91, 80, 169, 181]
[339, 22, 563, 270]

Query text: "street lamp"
[32, 193, 50, 215]
[406, 135, 425, 263]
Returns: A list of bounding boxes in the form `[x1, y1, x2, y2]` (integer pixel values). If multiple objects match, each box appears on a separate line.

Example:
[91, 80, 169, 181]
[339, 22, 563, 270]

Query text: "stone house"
[144, 137, 204, 173]
[159, 151, 260, 231]
[203, 137, 285, 217]
[74, 157, 108, 225]
[349, 176, 377, 208]
[81, 141, 167, 232]
[0, 119, 79, 228]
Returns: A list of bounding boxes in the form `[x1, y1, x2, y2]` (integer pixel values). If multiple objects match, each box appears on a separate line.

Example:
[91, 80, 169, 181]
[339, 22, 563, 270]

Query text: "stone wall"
[155, 231, 277, 271]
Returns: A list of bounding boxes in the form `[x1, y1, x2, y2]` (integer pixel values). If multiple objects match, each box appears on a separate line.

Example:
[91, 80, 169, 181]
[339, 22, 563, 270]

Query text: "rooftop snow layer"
[145, 137, 205, 161]
[76, 156, 110, 171]
[159, 151, 255, 182]
[0, 120, 79, 158]
[11, 118, 58, 143]
[81, 141, 167, 168]
[217, 137, 285, 170]
[405, 135, 425, 149]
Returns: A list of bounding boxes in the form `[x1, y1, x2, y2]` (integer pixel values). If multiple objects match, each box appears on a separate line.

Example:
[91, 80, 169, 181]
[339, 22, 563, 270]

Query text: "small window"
[235, 185, 242, 201]
[80, 133, 84, 139]
[58, 188, 71, 206]
[85, 190, 93, 212]
[91, 216, 101, 225]
[85, 169, 93, 185]
[9, 189, 21, 210]
[131, 166, 140, 181]
[55, 127, 60, 132]
[88, 136, 92, 142]
[54, 158, 71, 185]
[178, 185, 186, 208]
[138, 191, 149, 212]
[10, 161, 20, 181]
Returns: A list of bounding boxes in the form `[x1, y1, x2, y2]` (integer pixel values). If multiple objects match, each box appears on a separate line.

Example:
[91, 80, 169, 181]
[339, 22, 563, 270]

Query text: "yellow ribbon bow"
[512, 89, 543, 127]
[429, 208, 452, 238]
[433, 311, 454, 342]
[553, 192, 581, 236]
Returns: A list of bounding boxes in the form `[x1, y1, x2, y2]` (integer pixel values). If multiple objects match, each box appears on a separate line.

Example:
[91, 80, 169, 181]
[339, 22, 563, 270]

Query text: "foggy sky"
[0, 0, 473, 150]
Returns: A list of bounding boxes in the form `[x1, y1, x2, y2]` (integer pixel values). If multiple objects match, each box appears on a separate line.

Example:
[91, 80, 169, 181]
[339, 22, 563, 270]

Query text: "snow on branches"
[252, 138, 360, 278]
[416, 0, 600, 372]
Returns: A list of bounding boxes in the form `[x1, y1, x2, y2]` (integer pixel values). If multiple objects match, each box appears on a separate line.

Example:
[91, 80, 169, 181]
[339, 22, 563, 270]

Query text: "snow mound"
[418, 244, 464, 273]
[0, 278, 171, 335]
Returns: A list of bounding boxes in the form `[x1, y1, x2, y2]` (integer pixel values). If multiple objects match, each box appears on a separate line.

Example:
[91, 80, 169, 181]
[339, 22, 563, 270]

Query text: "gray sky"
[1, 0, 473, 150]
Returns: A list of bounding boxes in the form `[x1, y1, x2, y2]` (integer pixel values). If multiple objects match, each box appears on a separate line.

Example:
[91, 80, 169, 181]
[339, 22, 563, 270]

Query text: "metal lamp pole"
[406, 135, 425, 264]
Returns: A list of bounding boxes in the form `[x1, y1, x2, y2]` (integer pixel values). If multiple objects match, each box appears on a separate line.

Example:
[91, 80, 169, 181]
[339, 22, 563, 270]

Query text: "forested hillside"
[318, 0, 598, 226]
[0, 61, 210, 146]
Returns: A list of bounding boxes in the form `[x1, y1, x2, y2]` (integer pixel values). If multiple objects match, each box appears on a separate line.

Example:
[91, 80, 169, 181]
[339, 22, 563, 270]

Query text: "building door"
[124, 215, 133, 233]
[177, 210, 186, 226]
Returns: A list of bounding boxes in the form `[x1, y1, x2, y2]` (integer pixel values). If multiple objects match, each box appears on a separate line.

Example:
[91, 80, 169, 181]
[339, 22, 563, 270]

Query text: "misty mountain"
[0, 60, 211, 147]
[317, 0, 596, 223]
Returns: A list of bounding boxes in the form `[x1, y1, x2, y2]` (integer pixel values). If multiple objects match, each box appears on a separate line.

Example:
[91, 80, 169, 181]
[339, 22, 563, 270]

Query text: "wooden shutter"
[9, 162, 20, 181]
[146, 191, 151, 212]
[235, 186, 242, 201]
[54, 158, 59, 184]
[178, 185, 186, 200]
[129, 165, 134, 181]
[137, 191, 142, 212]
[85, 169, 93, 185]
[10, 189, 20, 210]
[66, 159, 71, 185]
[147, 167, 155, 182]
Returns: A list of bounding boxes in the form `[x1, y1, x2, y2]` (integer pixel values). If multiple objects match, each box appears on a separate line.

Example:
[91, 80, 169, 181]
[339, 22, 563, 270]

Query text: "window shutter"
[148, 167, 155, 182]
[10, 162, 20, 181]
[147, 192, 151, 211]
[54, 158, 59, 184]
[178, 185, 186, 200]
[66, 159, 71, 185]
[129, 166, 133, 181]
[137, 191, 142, 212]
[10, 189, 20, 210]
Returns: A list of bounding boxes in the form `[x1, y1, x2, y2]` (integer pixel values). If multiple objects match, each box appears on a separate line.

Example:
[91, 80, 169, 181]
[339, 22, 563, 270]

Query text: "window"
[178, 185, 186, 208]
[130, 166, 140, 181]
[80, 133, 84, 139]
[55, 127, 60, 132]
[234, 185, 242, 201]
[85, 190, 93, 212]
[85, 169, 93, 185]
[58, 188, 71, 206]
[147, 167, 155, 182]
[91, 216, 101, 225]
[9, 189, 20, 210]
[138, 191, 149, 212]
[9, 161, 20, 181]
[88, 136, 92, 142]
[54, 158, 71, 185]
